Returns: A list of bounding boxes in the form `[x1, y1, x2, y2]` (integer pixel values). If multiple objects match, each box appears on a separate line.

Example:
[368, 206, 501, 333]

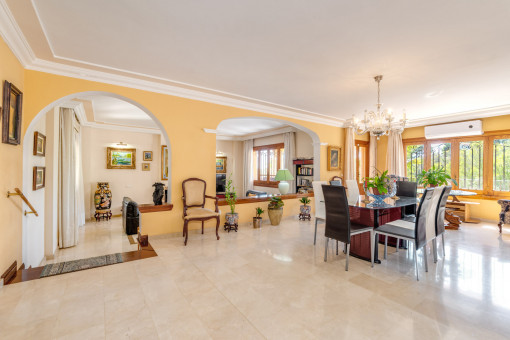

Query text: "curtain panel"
[243, 139, 254, 195]
[369, 135, 378, 176]
[386, 131, 405, 176]
[283, 132, 296, 193]
[344, 128, 356, 181]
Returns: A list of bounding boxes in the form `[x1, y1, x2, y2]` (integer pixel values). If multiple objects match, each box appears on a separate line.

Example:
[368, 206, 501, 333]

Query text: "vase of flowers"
[268, 197, 284, 225]
[363, 170, 396, 205]
[225, 174, 238, 225]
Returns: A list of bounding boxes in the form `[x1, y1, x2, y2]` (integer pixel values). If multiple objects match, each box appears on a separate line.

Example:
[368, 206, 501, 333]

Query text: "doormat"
[40, 253, 123, 278]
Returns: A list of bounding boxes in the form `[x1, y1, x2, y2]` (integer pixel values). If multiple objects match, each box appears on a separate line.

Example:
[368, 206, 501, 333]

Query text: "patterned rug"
[40, 253, 123, 278]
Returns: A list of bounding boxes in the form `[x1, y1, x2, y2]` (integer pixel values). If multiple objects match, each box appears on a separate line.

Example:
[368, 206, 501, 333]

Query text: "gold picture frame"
[216, 157, 227, 173]
[161, 145, 168, 180]
[143, 151, 152, 161]
[107, 147, 136, 169]
[142, 163, 150, 171]
[2, 80, 23, 145]
[33, 131, 46, 156]
[33, 166, 45, 190]
[327, 146, 341, 171]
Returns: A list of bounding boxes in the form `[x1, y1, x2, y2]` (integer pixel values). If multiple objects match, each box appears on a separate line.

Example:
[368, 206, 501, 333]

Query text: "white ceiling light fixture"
[352, 75, 407, 140]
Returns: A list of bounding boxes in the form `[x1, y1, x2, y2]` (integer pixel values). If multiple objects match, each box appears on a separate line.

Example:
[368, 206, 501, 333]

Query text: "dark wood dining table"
[347, 196, 419, 263]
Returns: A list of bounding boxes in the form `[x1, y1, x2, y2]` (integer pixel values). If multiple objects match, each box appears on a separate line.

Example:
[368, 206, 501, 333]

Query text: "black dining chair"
[372, 188, 434, 280]
[396, 181, 418, 218]
[322, 185, 373, 271]
[433, 186, 452, 263]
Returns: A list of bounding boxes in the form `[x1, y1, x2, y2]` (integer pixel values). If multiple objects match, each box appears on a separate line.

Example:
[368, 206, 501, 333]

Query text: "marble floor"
[41, 217, 138, 266]
[1, 218, 510, 339]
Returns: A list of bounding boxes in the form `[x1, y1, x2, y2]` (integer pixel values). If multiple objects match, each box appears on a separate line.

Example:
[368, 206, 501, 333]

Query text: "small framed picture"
[142, 163, 150, 171]
[2, 80, 23, 145]
[33, 166, 46, 190]
[143, 151, 152, 161]
[33, 131, 46, 156]
[216, 157, 226, 173]
[327, 146, 341, 171]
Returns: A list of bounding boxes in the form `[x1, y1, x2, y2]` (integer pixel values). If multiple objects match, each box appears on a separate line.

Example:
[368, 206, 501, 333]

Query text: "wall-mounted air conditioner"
[425, 120, 483, 139]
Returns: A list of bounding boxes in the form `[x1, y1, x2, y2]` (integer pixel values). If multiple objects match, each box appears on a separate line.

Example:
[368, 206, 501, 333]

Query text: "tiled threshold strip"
[6, 243, 157, 285]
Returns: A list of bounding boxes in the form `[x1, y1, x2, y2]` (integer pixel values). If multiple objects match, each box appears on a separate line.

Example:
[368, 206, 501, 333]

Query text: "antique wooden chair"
[182, 178, 220, 245]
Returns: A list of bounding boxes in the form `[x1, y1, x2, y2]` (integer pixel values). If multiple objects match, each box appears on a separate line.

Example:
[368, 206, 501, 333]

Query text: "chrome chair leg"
[424, 245, 428, 273]
[433, 239, 438, 263]
[396, 238, 400, 253]
[345, 244, 350, 271]
[442, 233, 446, 257]
[314, 219, 318, 245]
[384, 235, 388, 259]
[324, 238, 329, 262]
[413, 241, 419, 281]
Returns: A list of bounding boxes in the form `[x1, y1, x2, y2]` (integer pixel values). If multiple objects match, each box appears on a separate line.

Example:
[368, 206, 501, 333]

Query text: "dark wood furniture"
[223, 221, 238, 232]
[138, 202, 173, 213]
[182, 178, 220, 246]
[94, 209, 112, 222]
[294, 159, 313, 193]
[299, 212, 311, 221]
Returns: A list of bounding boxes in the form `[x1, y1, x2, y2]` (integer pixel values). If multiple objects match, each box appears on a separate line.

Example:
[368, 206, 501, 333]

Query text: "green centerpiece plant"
[417, 167, 458, 187]
[363, 169, 396, 204]
[268, 196, 284, 225]
[225, 174, 238, 225]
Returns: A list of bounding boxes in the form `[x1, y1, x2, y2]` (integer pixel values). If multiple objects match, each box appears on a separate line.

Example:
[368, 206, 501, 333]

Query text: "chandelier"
[352, 75, 407, 139]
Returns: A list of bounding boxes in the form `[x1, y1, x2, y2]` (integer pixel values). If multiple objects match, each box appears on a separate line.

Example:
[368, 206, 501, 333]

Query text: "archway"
[22, 91, 172, 268]
[215, 117, 321, 197]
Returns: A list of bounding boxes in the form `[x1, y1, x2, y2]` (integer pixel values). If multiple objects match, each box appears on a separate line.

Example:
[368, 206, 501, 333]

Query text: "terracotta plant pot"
[268, 208, 283, 226]
[226, 212, 239, 225]
[253, 217, 262, 229]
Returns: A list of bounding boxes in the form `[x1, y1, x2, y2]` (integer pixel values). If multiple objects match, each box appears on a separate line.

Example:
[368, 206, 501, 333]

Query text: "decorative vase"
[364, 181, 396, 205]
[268, 208, 283, 225]
[152, 182, 165, 205]
[253, 217, 262, 228]
[226, 212, 239, 225]
[94, 182, 112, 210]
[300, 205, 311, 215]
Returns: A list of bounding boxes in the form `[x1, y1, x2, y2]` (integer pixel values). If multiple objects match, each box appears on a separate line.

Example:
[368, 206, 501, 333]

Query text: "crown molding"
[0, 0, 35, 66]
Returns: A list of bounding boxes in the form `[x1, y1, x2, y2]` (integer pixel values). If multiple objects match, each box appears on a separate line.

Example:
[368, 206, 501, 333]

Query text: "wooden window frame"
[253, 143, 284, 188]
[403, 130, 510, 199]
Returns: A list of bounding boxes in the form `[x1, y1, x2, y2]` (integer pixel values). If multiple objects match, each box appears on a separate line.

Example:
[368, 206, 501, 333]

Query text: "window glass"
[430, 143, 451, 174]
[406, 145, 424, 182]
[459, 140, 483, 190]
[493, 138, 510, 191]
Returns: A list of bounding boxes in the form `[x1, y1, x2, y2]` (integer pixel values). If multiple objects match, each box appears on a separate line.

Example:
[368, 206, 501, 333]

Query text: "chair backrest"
[435, 186, 452, 236]
[322, 185, 351, 244]
[396, 181, 417, 197]
[414, 188, 434, 249]
[345, 179, 360, 202]
[312, 181, 328, 219]
[330, 180, 342, 186]
[182, 178, 206, 207]
[426, 187, 444, 242]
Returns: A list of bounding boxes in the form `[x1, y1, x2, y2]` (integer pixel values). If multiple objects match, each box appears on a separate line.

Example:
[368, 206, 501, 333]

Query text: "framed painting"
[33, 166, 46, 190]
[216, 157, 227, 173]
[107, 147, 136, 169]
[142, 163, 150, 171]
[2, 81, 23, 145]
[327, 146, 341, 171]
[143, 151, 153, 161]
[161, 145, 168, 180]
[33, 131, 46, 156]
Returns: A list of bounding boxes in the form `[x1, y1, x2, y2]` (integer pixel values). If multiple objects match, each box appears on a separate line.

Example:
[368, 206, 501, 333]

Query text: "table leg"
[373, 210, 381, 264]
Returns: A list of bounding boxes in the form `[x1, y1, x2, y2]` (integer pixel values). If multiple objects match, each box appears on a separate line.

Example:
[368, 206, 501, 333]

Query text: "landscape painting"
[107, 147, 136, 169]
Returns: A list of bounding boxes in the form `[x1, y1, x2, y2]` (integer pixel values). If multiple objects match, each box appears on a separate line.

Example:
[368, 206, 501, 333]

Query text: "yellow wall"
[0, 37, 25, 272]
[18, 70, 344, 241]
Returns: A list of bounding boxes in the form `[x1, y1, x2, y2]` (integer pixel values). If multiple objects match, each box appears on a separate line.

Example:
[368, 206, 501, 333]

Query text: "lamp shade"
[274, 169, 294, 181]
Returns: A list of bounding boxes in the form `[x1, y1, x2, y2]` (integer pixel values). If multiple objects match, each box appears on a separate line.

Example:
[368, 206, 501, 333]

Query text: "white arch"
[216, 116, 321, 181]
[24, 91, 172, 195]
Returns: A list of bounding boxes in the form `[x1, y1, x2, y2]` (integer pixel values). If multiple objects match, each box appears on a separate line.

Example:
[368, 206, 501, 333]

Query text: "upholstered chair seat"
[184, 207, 220, 219]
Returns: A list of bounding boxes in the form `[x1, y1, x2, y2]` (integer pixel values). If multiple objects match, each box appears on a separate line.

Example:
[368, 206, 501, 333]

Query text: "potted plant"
[299, 197, 311, 215]
[253, 207, 264, 228]
[225, 174, 238, 225]
[417, 167, 458, 187]
[363, 169, 396, 204]
[268, 196, 284, 225]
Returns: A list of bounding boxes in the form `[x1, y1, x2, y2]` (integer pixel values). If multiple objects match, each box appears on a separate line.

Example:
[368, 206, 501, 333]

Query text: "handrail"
[7, 188, 39, 216]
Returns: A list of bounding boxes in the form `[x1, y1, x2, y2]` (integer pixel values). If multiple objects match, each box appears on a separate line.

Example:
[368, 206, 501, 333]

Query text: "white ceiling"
[216, 118, 288, 136]
[78, 95, 159, 129]
[5, 0, 510, 124]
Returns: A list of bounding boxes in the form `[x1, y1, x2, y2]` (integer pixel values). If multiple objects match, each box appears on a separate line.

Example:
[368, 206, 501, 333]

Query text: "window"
[355, 140, 369, 184]
[253, 143, 285, 187]
[459, 140, 483, 190]
[403, 134, 510, 197]
[405, 144, 424, 182]
[493, 138, 510, 191]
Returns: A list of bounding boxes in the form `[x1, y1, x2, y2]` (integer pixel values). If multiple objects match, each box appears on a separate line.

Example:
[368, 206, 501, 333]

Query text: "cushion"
[376, 222, 415, 239]
[184, 207, 220, 220]
[184, 180, 205, 206]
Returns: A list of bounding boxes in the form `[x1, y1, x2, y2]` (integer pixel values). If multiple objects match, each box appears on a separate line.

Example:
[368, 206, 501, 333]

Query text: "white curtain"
[369, 135, 378, 176]
[284, 132, 296, 193]
[344, 127, 356, 181]
[58, 108, 84, 248]
[386, 131, 405, 176]
[243, 139, 254, 195]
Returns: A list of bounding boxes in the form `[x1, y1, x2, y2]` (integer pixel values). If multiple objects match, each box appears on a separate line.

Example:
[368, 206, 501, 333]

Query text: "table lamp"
[274, 169, 294, 194]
